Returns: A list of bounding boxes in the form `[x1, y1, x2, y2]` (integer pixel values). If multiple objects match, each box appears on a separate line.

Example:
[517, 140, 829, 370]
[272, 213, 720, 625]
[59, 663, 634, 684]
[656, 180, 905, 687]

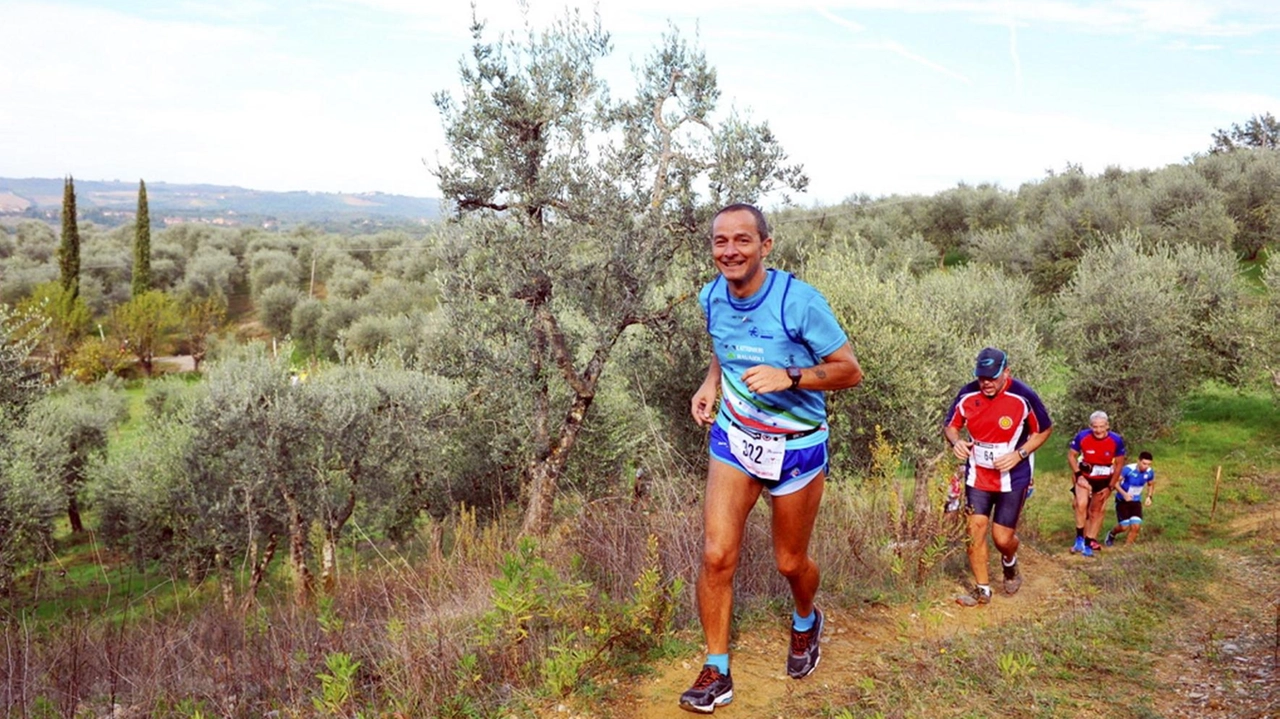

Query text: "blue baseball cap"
[974, 347, 1007, 378]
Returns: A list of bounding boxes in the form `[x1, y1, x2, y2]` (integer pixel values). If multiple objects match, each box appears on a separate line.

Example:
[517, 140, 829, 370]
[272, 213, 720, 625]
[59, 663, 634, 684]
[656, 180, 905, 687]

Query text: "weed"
[996, 651, 1037, 680]
[314, 651, 361, 716]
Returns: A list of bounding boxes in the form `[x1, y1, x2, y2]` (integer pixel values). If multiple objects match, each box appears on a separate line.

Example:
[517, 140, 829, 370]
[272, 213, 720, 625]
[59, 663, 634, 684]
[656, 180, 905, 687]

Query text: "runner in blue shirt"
[1105, 451, 1157, 546]
[680, 204, 863, 714]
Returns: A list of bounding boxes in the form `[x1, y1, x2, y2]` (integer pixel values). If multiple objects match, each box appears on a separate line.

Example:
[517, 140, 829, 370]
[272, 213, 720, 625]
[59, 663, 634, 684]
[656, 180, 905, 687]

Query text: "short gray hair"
[1089, 411, 1109, 424]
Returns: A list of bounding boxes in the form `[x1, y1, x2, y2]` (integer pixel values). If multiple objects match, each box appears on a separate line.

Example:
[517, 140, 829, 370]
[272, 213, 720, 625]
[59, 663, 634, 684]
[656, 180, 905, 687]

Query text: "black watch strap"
[787, 366, 802, 389]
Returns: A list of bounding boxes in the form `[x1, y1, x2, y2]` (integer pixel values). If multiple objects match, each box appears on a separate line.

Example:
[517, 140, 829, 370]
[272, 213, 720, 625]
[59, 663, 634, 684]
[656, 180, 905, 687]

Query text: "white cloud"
[1182, 92, 1280, 116]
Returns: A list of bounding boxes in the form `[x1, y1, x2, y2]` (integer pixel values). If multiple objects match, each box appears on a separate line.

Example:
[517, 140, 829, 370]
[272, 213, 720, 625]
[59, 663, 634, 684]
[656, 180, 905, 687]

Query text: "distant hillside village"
[0, 177, 442, 231]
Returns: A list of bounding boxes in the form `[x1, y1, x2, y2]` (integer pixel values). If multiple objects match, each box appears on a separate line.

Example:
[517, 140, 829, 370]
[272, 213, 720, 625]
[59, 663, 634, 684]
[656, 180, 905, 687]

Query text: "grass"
[1029, 381, 1280, 548]
[811, 544, 1222, 719]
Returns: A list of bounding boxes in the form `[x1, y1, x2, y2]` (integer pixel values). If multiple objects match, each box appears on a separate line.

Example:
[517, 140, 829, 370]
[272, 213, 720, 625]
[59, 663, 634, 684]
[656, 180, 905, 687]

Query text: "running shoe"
[1003, 562, 1023, 595]
[1071, 536, 1085, 554]
[955, 585, 992, 607]
[1104, 530, 1116, 547]
[1088, 538, 1103, 552]
[1081, 544, 1095, 557]
[786, 606, 824, 679]
[679, 665, 733, 714]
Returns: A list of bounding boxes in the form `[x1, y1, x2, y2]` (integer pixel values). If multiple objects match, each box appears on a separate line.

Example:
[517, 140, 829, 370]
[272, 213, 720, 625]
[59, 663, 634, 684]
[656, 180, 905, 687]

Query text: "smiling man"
[681, 203, 862, 713]
[943, 347, 1053, 607]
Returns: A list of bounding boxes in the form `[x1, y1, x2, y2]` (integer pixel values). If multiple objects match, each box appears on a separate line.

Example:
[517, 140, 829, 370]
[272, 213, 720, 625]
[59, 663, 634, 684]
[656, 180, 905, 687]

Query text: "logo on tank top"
[999, 416, 1013, 430]
[747, 325, 774, 339]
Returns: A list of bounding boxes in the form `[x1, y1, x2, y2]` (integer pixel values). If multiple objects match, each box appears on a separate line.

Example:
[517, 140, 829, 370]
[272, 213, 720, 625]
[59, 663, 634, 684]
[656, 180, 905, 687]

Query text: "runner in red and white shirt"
[943, 347, 1053, 606]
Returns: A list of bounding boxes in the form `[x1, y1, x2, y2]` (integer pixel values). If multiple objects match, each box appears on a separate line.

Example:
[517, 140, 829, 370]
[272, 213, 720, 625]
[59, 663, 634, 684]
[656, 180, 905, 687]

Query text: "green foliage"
[15, 280, 90, 380]
[432, 8, 806, 533]
[812, 249, 1046, 472]
[314, 651, 362, 715]
[1193, 148, 1280, 259]
[257, 283, 303, 337]
[178, 292, 227, 371]
[58, 176, 80, 298]
[67, 336, 130, 383]
[95, 349, 460, 601]
[0, 306, 43, 445]
[14, 383, 128, 533]
[290, 296, 325, 357]
[178, 246, 238, 299]
[248, 248, 302, 300]
[133, 179, 152, 296]
[472, 534, 680, 701]
[1054, 234, 1245, 439]
[1209, 111, 1280, 153]
[111, 289, 181, 376]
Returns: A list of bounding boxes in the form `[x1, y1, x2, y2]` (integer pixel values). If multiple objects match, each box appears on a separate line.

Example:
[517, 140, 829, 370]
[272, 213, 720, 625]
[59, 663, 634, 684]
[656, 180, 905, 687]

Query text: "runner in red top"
[1067, 411, 1127, 556]
[943, 348, 1053, 606]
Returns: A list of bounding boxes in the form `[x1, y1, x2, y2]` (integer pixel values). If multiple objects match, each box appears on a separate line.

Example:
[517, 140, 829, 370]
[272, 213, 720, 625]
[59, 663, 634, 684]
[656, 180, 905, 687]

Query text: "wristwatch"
[1018, 448, 1029, 459]
[786, 366, 803, 389]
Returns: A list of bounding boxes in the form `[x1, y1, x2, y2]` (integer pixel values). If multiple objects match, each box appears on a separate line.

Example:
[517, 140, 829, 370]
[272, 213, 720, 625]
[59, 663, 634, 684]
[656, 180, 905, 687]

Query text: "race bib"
[972, 440, 1013, 469]
[1090, 463, 1112, 477]
[727, 423, 786, 481]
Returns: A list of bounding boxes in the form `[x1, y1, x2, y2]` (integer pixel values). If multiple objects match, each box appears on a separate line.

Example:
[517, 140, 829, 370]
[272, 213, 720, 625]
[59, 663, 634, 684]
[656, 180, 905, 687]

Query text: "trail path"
[623, 546, 1079, 718]
[596, 505, 1277, 719]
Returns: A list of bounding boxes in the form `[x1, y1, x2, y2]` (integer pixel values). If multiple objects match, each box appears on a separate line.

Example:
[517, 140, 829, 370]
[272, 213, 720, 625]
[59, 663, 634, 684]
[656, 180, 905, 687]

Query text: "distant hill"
[0, 177, 444, 231]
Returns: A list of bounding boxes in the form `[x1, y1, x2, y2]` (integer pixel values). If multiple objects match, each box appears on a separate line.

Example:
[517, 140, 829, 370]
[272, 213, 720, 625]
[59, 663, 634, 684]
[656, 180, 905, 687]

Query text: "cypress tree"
[132, 179, 152, 296]
[57, 176, 80, 299]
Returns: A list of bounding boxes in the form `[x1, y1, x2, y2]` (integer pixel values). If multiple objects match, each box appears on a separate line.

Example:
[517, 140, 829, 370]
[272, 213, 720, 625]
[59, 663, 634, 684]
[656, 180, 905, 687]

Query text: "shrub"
[258, 284, 304, 338]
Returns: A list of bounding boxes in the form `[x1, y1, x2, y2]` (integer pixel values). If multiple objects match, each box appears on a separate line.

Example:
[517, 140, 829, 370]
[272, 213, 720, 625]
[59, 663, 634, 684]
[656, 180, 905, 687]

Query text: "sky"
[2, 0, 1278, 206]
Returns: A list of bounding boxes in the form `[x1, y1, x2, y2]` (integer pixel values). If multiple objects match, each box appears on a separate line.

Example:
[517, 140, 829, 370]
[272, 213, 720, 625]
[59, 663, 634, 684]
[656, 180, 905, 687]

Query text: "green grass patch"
[1029, 382, 1280, 549]
[814, 545, 1218, 719]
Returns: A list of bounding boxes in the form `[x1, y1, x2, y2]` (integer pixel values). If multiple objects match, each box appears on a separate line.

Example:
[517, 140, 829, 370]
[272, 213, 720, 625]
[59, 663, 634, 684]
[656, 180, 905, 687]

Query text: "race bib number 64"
[972, 440, 1013, 469]
[727, 423, 785, 481]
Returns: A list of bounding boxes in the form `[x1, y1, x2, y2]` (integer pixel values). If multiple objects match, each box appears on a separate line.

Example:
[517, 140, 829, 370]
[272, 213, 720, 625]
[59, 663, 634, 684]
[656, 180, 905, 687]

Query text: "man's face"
[1138, 459, 1152, 472]
[1090, 417, 1110, 438]
[977, 369, 1009, 398]
[712, 210, 772, 285]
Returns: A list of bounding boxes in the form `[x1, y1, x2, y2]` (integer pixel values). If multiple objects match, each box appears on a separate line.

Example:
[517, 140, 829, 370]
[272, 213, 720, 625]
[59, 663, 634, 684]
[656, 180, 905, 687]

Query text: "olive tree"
[111, 290, 181, 376]
[1054, 233, 1243, 439]
[812, 253, 1045, 502]
[0, 306, 53, 591]
[12, 384, 126, 534]
[432, 10, 806, 534]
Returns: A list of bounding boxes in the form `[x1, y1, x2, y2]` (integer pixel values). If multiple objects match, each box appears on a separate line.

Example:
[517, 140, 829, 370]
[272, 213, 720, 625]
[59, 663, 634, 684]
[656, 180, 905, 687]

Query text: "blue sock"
[792, 609, 815, 632]
[706, 653, 729, 674]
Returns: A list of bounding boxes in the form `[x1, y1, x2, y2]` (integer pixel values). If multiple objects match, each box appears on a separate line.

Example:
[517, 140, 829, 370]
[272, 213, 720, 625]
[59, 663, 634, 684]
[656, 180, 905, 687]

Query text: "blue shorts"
[709, 423, 828, 497]
[965, 482, 1030, 529]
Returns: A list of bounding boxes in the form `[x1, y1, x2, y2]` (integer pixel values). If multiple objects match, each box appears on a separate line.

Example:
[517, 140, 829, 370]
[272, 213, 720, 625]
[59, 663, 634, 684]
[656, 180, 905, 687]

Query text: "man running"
[944, 347, 1053, 607]
[1067, 411, 1126, 556]
[681, 204, 863, 714]
[1105, 451, 1156, 546]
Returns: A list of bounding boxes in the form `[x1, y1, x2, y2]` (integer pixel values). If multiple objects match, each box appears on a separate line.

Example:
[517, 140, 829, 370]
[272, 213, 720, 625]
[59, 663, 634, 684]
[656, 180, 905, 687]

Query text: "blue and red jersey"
[1069, 429, 1126, 478]
[946, 378, 1053, 492]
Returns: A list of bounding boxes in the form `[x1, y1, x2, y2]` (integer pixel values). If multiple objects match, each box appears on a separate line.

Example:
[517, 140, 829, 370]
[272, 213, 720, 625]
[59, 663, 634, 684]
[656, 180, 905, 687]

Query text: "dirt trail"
[604, 502, 1279, 719]
[624, 545, 1081, 718]
[1148, 505, 1279, 719]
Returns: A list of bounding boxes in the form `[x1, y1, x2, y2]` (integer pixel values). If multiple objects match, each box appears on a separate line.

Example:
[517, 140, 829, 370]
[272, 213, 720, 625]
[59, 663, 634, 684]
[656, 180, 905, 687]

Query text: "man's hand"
[741, 365, 791, 394]
[993, 451, 1021, 472]
[951, 439, 973, 461]
[1120, 490, 1133, 502]
[690, 383, 718, 427]
[1144, 496, 1152, 507]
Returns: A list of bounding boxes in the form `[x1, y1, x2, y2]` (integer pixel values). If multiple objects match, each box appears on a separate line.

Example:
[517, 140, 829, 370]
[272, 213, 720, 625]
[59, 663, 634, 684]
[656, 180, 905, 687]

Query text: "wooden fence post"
[1209, 465, 1223, 522]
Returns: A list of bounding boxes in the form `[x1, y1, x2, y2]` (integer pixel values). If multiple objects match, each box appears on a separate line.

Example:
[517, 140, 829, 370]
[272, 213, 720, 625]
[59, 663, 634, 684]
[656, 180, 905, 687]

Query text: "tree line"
[0, 10, 1278, 603]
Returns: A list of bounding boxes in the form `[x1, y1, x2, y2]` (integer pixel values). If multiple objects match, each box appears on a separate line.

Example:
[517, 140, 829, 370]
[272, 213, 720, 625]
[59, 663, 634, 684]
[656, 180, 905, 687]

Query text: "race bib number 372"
[727, 423, 785, 481]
